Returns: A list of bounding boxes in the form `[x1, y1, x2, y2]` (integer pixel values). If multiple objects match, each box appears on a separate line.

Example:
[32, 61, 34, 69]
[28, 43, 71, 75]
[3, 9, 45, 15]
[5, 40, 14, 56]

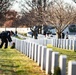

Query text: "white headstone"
[34, 44, 38, 62]
[51, 52, 59, 74]
[37, 45, 42, 66]
[41, 46, 47, 70]
[46, 48, 52, 74]
[68, 61, 76, 75]
[59, 55, 67, 75]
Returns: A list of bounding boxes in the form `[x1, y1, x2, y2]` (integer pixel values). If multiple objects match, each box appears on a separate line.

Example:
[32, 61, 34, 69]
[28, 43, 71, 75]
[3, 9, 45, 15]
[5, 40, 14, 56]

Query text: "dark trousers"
[0, 38, 8, 48]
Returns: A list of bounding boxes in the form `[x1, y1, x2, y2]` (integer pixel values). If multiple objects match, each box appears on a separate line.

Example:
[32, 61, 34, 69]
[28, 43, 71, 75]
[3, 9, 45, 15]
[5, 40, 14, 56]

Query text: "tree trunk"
[57, 32, 62, 39]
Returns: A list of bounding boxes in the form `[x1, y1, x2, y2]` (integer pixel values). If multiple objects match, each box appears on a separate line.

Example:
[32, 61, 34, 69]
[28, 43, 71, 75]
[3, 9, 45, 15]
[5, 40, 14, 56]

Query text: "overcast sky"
[11, 0, 75, 12]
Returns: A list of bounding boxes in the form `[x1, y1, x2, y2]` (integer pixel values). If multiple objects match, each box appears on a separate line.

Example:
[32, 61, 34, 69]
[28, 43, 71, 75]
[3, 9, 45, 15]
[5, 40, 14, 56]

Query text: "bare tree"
[0, 0, 15, 27]
[17, 0, 76, 39]
[46, 0, 76, 38]
[73, 0, 76, 3]
[4, 10, 18, 27]
[18, 0, 47, 39]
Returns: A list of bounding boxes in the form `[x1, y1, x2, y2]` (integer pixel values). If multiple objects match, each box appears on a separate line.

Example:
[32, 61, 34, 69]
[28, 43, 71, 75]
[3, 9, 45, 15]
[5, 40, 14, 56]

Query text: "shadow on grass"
[0, 48, 46, 75]
[0, 48, 30, 75]
[0, 68, 28, 75]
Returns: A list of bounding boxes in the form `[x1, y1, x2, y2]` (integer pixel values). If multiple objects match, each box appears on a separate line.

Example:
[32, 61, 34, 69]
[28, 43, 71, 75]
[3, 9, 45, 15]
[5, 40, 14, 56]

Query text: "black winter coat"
[0, 31, 12, 42]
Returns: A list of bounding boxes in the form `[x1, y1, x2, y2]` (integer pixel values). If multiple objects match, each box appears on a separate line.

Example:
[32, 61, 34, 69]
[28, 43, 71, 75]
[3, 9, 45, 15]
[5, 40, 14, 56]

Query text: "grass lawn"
[0, 48, 47, 75]
[50, 47, 76, 74]
[52, 47, 76, 61]
[47, 44, 76, 61]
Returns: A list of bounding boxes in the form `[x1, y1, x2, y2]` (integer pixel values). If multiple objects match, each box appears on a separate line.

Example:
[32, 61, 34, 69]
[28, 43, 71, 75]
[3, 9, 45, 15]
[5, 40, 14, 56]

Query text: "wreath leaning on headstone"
[11, 42, 15, 49]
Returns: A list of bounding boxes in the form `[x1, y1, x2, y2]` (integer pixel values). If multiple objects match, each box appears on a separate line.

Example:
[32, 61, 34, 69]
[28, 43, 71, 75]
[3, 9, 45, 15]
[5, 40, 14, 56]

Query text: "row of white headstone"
[9, 37, 76, 75]
[52, 39, 76, 51]
[26, 38, 76, 51]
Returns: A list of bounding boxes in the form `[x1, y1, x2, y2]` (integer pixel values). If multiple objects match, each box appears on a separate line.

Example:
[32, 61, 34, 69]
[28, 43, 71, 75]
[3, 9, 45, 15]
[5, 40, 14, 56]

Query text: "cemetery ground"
[0, 47, 76, 75]
[52, 47, 76, 74]
[0, 47, 46, 75]
[52, 47, 76, 62]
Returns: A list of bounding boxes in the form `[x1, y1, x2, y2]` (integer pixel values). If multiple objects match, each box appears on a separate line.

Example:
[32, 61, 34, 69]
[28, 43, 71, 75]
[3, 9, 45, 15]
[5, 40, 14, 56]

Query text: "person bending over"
[0, 31, 13, 49]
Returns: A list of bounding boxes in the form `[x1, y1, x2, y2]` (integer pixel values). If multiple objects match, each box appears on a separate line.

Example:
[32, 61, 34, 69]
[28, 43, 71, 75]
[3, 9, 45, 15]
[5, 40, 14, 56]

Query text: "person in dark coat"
[44, 31, 46, 37]
[62, 32, 65, 39]
[15, 30, 17, 36]
[0, 31, 13, 49]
